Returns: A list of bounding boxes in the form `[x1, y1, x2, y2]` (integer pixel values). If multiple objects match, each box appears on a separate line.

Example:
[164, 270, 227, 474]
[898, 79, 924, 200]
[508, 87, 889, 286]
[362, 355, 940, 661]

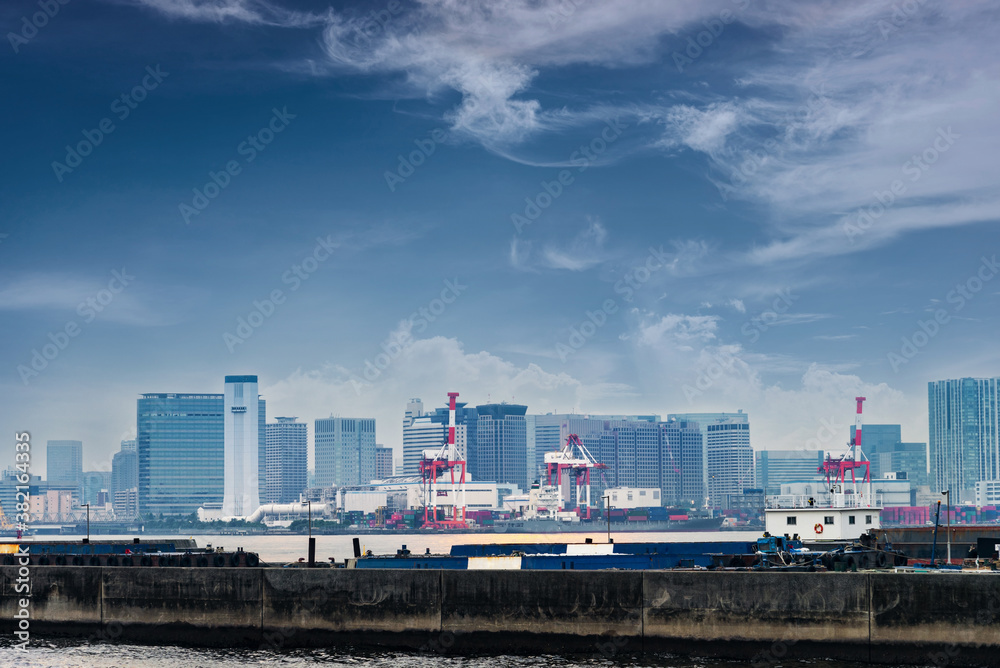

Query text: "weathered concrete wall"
[262, 568, 440, 641]
[2, 566, 999, 666]
[102, 567, 262, 645]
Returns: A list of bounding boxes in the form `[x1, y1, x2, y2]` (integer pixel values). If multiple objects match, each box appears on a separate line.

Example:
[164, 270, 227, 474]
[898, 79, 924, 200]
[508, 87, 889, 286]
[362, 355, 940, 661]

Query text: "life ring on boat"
[814, 523, 824, 534]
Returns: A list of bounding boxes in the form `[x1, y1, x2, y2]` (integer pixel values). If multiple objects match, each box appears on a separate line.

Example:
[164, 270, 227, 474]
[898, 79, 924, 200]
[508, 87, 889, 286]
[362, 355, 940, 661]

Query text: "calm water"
[0, 640, 892, 668]
[44, 530, 763, 563]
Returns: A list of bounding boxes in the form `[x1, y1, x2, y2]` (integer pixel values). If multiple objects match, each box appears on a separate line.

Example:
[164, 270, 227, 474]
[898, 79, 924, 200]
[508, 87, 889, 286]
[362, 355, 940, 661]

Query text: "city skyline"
[3, 1, 998, 490]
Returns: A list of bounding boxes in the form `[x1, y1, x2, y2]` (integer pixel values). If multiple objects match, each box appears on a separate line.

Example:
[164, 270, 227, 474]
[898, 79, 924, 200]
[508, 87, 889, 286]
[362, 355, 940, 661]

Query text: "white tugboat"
[765, 397, 882, 542]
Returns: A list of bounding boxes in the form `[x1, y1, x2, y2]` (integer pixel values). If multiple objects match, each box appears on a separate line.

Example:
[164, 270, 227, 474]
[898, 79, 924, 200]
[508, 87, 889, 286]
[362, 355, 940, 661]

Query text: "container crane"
[544, 433, 607, 519]
[419, 391, 468, 529]
[818, 396, 872, 496]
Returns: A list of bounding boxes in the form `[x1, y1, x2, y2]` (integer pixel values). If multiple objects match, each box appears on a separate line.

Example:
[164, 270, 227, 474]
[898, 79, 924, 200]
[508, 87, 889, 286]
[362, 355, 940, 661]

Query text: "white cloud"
[128, 0, 327, 26]
[261, 332, 633, 460]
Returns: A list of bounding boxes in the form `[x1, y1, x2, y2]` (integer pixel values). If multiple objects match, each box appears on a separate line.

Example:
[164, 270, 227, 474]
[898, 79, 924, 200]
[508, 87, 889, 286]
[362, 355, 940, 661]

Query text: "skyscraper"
[138, 392, 224, 516]
[46, 440, 82, 488]
[81, 471, 110, 506]
[112, 444, 139, 518]
[526, 413, 660, 483]
[929, 377, 1000, 503]
[755, 450, 826, 495]
[668, 411, 751, 507]
[314, 417, 376, 486]
[375, 445, 393, 479]
[223, 375, 265, 517]
[475, 403, 528, 490]
[265, 417, 307, 503]
[849, 424, 902, 478]
[402, 399, 477, 474]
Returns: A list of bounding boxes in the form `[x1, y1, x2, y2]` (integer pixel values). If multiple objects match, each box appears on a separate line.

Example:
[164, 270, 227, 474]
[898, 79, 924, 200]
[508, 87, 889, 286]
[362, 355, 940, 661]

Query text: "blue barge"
[350, 540, 757, 570]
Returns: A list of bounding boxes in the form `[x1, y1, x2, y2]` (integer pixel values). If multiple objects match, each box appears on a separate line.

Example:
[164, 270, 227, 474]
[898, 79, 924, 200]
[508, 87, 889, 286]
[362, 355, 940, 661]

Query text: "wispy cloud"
[126, 0, 328, 27]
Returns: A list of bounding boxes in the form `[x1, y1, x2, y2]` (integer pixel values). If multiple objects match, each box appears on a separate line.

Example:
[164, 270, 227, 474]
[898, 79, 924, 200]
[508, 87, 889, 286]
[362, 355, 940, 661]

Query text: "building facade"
[527, 413, 660, 484]
[755, 450, 826, 496]
[138, 393, 224, 516]
[315, 417, 377, 487]
[668, 411, 750, 506]
[264, 417, 308, 503]
[375, 445, 393, 479]
[929, 377, 1000, 503]
[402, 399, 477, 474]
[222, 375, 265, 517]
[475, 403, 528, 491]
[46, 440, 82, 493]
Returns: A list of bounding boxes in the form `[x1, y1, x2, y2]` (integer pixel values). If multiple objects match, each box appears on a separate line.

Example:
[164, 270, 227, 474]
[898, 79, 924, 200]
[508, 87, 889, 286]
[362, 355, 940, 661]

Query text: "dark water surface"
[0, 640, 910, 668]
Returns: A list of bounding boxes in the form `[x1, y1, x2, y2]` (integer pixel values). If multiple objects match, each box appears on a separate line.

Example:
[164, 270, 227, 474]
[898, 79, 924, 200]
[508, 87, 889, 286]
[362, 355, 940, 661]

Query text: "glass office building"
[265, 417, 308, 503]
[315, 417, 377, 487]
[137, 391, 264, 516]
[929, 377, 1000, 503]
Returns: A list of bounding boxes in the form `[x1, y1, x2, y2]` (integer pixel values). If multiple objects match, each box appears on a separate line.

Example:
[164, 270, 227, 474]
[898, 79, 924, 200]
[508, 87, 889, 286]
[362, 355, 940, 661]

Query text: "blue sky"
[2, 0, 998, 476]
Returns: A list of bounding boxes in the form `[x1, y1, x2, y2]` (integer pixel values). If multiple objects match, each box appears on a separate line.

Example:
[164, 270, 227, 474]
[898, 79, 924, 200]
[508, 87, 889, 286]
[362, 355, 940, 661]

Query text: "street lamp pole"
[82, 503, 90, 544]
[306, 500, 315, 568]
[603, 495, 611, 544]
[942, 490, 951, 565]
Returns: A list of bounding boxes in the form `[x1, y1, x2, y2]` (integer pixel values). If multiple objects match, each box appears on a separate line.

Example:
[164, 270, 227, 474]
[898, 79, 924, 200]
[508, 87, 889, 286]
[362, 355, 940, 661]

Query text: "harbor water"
[0, 640, 903, 668]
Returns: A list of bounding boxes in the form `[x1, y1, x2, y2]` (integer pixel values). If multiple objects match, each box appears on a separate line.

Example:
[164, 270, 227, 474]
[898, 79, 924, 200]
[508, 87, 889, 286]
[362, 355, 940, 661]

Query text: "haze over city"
[3, 0, 999, 476]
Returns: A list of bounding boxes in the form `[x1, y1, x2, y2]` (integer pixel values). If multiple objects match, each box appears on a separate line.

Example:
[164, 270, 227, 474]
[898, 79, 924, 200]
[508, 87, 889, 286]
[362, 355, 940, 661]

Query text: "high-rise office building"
[315, 417, 377, 487]
[849, 424, 901, 478]
[848, 424, 928, 488]
[929, 377, 1000, 503]
[46, 440, 82, 489]
[475, 403, 528, 490]
[375, 445, 393, 479]
[876, 443, 929, 489]
[660, 420, 706, 506]
[705, 419, 753, 507]
[223, 375, 265, 517]
[668, 412, 751, 507]
[138, 392, 224, 516]
[526, 413, 660, 483]
[111, 445, 138, 517]
[755, 450, 826, 495]
[402, 399, 478, 474]
[120, 439, 137, 452]
[265, 417, 307, 503]
[81, 471, 110, 506]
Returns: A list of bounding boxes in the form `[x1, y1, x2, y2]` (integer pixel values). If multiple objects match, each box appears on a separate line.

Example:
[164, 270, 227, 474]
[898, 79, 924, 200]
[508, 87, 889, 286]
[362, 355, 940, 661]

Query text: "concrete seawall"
[2, 567, 998, 665]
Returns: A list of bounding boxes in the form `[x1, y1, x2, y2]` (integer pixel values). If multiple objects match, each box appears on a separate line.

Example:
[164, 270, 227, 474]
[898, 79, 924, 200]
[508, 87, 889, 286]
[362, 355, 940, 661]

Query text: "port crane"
[544, 433, 607, 519]
[419, 391, 468, 529]
[818, 396, 872, 496]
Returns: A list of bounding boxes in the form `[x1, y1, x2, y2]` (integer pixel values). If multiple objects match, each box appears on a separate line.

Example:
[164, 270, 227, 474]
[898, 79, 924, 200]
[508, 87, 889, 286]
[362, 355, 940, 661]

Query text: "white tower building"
[223, 375, 260, 517]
